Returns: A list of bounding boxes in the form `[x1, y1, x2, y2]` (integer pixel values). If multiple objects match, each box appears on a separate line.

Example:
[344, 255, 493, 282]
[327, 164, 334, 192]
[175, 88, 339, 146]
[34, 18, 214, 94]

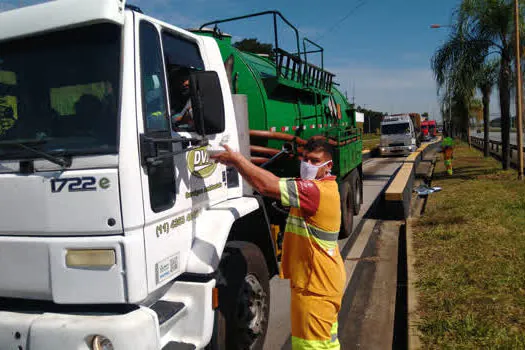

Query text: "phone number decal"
[156, 209, 201, 238]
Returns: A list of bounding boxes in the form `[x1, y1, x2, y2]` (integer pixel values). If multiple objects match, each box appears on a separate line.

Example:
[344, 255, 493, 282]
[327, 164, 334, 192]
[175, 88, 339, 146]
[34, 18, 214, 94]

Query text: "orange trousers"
[290, 287, 343, 349]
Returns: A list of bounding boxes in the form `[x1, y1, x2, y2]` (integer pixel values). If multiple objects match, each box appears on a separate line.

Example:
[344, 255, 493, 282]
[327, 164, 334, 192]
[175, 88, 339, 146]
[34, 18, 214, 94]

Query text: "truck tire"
[209, 241, 270, 350]
[339, 179, 355, 239]
[353, 171, 362, 215]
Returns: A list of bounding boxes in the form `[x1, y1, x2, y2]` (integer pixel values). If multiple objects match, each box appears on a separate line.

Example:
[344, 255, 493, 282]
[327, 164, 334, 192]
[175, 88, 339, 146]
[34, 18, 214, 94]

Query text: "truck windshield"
[381, 123, 410, 135]
[0, 23, 121, 160]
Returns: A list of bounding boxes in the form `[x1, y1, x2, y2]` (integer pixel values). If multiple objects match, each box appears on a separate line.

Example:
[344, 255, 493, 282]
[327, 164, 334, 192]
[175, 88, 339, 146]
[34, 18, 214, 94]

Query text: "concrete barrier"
[383, 137, 441, 220]
[384, 163, 416, 219]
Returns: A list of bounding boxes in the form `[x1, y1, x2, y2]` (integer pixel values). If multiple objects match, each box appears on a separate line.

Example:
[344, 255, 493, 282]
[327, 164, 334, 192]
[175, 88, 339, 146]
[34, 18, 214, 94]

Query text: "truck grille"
[389, 143, 404, 147]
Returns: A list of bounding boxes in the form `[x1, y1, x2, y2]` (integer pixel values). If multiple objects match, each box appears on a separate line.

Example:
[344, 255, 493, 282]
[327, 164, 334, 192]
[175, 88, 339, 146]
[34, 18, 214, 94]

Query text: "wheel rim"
[236, 273, 268, 348]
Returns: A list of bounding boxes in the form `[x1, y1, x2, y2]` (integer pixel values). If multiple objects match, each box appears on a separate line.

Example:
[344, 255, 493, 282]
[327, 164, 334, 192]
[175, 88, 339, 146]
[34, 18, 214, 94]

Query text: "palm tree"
[432, 0, 525, 170]
[476, 60, 499, 157]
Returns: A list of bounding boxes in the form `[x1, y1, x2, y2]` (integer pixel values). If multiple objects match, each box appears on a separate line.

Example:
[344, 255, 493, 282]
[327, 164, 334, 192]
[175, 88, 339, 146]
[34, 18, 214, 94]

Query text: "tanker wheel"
[207, 241, 270, 350]
[339, 178, 355, 240]
[353, 171, 362, 215]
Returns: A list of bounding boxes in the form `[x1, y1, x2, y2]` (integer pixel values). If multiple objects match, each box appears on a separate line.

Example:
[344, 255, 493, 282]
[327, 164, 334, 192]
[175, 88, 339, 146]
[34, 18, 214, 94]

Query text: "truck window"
[140, 25, 169, 132]
[0, 23, 121, 157]
[139, 21, 176, 212]
[381, 123, 411, 135]
[161, 32, 204, 132]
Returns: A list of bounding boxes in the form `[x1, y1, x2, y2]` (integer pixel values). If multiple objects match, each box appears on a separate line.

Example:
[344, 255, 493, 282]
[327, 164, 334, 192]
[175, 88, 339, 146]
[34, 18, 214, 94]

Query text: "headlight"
[92, 335, 114, 350]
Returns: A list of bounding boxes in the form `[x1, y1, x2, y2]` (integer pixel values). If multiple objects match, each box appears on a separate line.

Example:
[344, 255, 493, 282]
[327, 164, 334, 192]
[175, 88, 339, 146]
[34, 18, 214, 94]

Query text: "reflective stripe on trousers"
[290, 288, 342, 350]
[291, 322, 340, 350]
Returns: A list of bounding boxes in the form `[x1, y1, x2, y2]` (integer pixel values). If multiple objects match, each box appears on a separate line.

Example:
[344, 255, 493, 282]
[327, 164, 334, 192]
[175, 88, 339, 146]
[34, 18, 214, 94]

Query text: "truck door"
[136, 17, 228, 293]
[160, 29, 227, 207]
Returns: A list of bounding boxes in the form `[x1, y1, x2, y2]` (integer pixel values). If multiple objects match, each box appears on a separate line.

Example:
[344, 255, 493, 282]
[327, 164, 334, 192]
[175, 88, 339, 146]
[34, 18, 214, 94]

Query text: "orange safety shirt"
[279, 176, 346, 296]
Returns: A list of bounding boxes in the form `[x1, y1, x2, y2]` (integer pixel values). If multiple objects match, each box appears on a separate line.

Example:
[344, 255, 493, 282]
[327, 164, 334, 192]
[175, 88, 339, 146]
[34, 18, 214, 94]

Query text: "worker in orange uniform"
[211, 138, 346, 350]
[441, 137, 454, 175]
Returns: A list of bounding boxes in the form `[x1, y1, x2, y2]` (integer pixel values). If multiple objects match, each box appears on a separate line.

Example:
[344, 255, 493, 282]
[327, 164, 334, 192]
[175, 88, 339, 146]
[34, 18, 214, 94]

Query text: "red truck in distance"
[421, 120, 437, 141]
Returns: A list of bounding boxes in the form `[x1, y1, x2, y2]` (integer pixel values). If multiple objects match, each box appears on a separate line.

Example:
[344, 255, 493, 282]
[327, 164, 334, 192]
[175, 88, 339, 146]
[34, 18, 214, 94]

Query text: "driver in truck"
[211, 138, 346, 350]
[170, 69, 194, 130]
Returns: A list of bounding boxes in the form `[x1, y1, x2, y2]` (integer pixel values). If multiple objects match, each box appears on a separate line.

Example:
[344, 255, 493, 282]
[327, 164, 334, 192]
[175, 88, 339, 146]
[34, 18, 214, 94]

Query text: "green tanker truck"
[192, 11, 363, 243]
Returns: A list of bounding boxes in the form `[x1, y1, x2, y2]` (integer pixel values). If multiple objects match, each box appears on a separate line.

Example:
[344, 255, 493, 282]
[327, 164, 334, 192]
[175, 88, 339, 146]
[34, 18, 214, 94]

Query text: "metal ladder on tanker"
[274, 48, 335, 94]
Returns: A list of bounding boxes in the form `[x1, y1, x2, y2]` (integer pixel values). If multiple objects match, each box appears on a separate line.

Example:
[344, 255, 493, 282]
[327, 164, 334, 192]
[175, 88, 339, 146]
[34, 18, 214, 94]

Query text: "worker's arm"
[211, 145, 281, 200]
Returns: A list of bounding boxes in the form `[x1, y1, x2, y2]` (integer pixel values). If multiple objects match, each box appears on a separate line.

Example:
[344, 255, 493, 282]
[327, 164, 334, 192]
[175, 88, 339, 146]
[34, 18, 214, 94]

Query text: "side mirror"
[189, 71, 226, 136]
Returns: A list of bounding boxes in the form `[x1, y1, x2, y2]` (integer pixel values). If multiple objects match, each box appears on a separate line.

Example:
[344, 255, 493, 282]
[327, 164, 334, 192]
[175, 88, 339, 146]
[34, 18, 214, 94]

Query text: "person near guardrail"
[441, 137, 454, 175]
[211, 138, 345, 350]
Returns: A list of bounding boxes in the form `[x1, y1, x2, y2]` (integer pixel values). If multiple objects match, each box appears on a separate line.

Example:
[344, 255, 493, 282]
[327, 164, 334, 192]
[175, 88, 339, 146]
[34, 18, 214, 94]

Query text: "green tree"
[432, 0, 525, 170]
[477, 60, 499, 156]
[233, 38, 274, 59]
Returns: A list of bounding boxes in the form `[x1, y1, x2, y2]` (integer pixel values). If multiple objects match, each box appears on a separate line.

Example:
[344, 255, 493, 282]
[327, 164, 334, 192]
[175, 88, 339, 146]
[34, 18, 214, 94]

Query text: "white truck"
[0, 1, 278, 349]
[379, 114, 418, 156]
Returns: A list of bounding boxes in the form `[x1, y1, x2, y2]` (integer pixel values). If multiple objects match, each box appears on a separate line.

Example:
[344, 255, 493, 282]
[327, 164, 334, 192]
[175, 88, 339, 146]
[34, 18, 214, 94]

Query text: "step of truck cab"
[162, 341, 196, 350]
[150, 300, 190, 338]
[150, 300, 185, 326]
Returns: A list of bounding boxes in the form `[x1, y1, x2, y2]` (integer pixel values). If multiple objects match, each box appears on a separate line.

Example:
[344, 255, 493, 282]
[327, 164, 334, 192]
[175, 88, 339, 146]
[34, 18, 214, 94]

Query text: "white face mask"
[300, 160, 332, 180]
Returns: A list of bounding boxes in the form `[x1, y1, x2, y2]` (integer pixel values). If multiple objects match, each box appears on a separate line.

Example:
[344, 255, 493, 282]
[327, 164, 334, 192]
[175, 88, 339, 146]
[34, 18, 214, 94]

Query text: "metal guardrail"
[470, 136, 525, 162]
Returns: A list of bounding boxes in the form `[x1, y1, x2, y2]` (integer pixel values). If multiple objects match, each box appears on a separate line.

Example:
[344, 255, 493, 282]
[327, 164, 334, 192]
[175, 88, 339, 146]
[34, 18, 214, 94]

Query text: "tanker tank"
[192, 11, 363, 238]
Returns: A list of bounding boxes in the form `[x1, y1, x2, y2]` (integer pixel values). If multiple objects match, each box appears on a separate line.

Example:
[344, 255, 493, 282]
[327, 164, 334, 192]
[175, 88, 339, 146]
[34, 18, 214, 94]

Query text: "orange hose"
[250, 145, 280, 156]
[249, 130, 307, 145]
[249, 130, 360, 149]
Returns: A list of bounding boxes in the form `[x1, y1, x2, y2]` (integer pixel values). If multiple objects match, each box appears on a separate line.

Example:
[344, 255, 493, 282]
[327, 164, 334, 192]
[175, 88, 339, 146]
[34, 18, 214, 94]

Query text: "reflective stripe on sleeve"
[280, 179, 300, 208]
[287, 180, 300, 207]
[280, 179, 291, 207]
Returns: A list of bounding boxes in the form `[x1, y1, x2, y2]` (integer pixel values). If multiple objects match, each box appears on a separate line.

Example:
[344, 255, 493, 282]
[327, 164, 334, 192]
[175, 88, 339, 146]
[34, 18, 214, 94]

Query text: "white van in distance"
[379, 114, 417, 156]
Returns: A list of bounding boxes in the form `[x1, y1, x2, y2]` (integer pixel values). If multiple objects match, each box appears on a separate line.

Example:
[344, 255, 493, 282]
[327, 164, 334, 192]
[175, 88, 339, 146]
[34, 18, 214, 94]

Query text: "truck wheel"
[353, 171, 362, 215]
[339, 179, 355, 239]
[210, 241, 270, 350]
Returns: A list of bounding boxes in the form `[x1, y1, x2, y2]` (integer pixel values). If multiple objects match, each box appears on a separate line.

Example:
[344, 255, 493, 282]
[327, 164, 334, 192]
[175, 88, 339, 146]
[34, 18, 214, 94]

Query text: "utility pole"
[515, 0, 524, 179]
[352, 82, 355, 105]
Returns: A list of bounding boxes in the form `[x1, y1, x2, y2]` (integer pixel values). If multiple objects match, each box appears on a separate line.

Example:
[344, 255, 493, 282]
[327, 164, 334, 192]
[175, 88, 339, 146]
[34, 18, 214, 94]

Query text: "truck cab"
[379, 114, 417, 156]
[0, 1, 276, 349]
[421, 120, 437, 141]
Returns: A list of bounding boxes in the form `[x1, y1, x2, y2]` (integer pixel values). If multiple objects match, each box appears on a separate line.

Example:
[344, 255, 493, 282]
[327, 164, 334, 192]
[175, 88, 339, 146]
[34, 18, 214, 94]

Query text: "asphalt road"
[263, 155, 405, 350]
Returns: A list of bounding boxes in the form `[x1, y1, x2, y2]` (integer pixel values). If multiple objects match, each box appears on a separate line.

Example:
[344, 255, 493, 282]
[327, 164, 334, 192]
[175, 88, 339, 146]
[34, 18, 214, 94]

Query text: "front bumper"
[0, 305, 160, 350]
[0, 278, 216, 350]
[380, 145, 416, 156]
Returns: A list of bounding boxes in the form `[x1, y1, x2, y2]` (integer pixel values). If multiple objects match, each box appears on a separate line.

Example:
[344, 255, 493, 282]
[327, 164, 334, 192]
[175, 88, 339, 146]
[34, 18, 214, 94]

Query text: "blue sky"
[1, 0, 470, 122]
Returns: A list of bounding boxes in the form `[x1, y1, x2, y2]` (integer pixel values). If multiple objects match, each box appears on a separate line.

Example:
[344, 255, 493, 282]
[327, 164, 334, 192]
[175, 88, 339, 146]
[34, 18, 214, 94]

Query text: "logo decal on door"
[187, 146, 217, 178]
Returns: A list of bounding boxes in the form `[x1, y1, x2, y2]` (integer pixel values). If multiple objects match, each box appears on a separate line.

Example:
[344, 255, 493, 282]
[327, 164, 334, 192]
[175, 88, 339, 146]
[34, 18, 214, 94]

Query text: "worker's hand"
[210, 144, 242, 166]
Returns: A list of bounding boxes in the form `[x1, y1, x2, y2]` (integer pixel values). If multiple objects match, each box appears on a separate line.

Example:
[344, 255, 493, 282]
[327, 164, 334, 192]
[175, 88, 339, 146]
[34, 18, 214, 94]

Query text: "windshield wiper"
[0, 140, 72, 168]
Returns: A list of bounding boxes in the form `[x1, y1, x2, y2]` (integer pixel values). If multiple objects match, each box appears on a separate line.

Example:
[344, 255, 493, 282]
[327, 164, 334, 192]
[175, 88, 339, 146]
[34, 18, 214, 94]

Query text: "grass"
[413, 142, 525, 349]
[362, 133, 380, 151]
